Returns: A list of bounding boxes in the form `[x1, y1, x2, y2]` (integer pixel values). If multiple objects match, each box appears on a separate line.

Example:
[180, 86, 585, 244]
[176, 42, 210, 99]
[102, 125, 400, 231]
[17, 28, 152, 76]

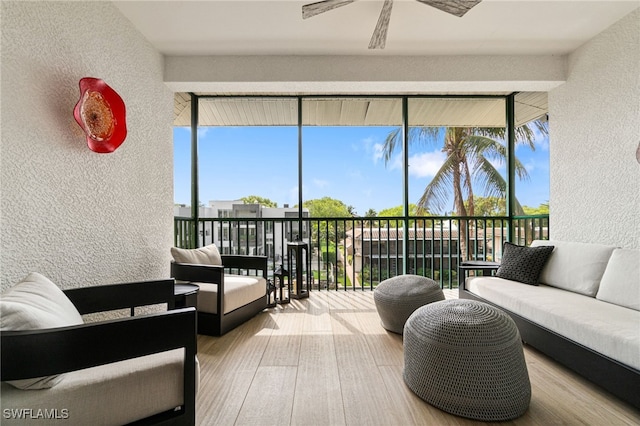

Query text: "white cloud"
[349, 170, 363, 180]
[313, 178, 329, 188]
[197, 127, 209, 138]
[408, 151, 446, 178]
[372, 142, 385, 164]
[524, 160, 536, 173]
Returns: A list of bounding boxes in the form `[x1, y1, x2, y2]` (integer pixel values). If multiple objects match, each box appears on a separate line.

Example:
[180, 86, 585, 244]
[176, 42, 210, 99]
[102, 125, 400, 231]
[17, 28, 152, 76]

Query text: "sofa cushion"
[596, 248, 640, 311]
[495, 242, 554, 285]
[171, 244, 222, 266]
[466, 276, 640, 370]
[196, 275, 266, 315]
[0, 272, 83, 390]
[530, 240, 617, 297]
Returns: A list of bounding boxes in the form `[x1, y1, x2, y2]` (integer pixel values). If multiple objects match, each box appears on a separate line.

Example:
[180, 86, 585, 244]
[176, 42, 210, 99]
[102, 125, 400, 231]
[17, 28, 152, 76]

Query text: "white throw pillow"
[0, 272, 84, 389]
[530, 240, 617, 297]
[171, 244, 222, 266]
[596, 249, 640, 311]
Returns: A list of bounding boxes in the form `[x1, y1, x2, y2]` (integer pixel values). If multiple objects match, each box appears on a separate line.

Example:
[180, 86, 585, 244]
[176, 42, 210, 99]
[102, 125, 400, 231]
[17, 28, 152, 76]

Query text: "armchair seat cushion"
[197, 275, 267, 315]
[1, 349, 193, 426]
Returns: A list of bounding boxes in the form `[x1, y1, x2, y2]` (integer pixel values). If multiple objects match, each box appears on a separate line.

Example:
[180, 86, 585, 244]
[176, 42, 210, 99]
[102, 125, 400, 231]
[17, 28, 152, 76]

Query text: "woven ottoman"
[373, 274, 444, 334]
[403, 299, 531, 421]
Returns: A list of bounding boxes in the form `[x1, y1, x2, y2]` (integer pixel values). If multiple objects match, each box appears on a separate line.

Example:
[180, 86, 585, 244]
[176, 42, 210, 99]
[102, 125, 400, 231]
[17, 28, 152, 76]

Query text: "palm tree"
[383, 122, 547, 259]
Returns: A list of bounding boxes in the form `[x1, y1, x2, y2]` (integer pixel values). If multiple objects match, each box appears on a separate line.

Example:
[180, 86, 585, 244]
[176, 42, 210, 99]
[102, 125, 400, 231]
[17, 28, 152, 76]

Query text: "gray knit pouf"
[373, 274, 444, 334]
[403, 299, 531, 421]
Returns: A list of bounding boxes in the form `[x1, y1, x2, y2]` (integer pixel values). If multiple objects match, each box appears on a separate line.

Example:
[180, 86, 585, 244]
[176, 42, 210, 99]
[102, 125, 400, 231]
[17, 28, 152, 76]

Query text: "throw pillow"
[496, 242, 555, 286]
[0, 272, 84, 389]
[171, 243, 222, 266]
[596, 248, 640, 311]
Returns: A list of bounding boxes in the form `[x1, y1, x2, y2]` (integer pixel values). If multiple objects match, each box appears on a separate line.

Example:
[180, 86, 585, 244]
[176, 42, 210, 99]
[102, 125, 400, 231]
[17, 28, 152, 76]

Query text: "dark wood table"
[174, 283, 199, 309]
[458, 260, 501, 287]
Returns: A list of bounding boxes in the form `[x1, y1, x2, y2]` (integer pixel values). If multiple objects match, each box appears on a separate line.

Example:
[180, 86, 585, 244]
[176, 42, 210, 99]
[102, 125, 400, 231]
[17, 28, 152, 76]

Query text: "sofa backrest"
[530, 240, 617, 297]
[596, 248, 640, 311]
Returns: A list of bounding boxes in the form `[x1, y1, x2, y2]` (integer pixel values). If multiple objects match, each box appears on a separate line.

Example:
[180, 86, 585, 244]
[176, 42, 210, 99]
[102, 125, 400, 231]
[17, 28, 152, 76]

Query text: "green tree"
[303, 197, 351, 253]
[364, 208, 377, 217]
[240, 195, 277, 207]
[303, 197, 351, 217]
[383, 122, 547, 259]
[522, 202, 549, 215]
[465, 196, 506, 216]
[378, 204, 420, 227]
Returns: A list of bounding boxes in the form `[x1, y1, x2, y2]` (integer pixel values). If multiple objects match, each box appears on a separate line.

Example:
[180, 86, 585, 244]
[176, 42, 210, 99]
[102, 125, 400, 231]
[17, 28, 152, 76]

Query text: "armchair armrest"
[221, 255, 268, 278]
[171, 262, 224, 284]
[64, 279, 176, 314]
[458, 261, 501, 289]
[1, 307, 196, 380]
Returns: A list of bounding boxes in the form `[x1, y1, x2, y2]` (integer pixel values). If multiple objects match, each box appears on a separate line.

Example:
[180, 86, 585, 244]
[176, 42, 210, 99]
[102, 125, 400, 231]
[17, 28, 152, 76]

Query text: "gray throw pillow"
[496, 242, 555, 286]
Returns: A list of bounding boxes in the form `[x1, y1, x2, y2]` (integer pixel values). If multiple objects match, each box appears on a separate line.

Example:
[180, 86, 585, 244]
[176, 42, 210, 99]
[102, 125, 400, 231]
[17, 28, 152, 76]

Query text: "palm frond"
[472, 157, 526, 215]
[416, 154, 456, 214]
[382, 128, 401, 164]
[383, 127, 442, 165]
[473, 156, 507, 199]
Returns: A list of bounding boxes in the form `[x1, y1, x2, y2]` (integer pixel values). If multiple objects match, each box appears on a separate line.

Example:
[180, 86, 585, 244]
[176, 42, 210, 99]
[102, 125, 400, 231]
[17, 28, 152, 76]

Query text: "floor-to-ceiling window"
[173, 93, 549, 287]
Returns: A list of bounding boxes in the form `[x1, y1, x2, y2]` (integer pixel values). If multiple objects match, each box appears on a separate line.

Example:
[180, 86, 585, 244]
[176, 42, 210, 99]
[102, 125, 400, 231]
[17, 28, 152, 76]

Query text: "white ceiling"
[113, 0, 639, 56]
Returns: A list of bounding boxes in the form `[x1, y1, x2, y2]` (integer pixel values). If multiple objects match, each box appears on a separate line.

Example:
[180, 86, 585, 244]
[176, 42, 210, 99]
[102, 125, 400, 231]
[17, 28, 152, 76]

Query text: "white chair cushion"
[196, 275, 266, 314]
[0, 349, 196, 425]
[0, 272, 83, 389]
[530, 240, 617, 296]
[596, 248, 640, 311]
[171, 244, 222, 266]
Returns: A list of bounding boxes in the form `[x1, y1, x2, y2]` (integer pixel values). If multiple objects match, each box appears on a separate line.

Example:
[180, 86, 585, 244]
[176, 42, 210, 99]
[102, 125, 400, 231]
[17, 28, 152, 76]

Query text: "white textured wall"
[549, 9, 640, 249]
[1, 2, 174, 290]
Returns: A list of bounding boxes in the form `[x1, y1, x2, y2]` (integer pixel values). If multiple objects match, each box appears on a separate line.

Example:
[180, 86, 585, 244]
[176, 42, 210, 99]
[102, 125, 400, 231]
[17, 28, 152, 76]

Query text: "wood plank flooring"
[195, 290, 640, 426]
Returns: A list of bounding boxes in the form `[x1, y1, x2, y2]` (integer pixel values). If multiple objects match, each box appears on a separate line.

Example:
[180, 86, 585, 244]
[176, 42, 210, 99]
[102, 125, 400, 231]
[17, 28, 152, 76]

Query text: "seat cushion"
[530, 240, 617, 296]
[196, 275, 266, 314]
[0, 272, 83, 389]
[171, 244, 222, 266]
[466, 276, 640, 370]
[1, 349, 194, 425]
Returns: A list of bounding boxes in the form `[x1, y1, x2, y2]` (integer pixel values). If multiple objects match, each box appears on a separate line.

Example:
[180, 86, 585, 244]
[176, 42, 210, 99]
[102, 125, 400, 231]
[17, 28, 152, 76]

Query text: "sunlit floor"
[194, 290, 639, 425]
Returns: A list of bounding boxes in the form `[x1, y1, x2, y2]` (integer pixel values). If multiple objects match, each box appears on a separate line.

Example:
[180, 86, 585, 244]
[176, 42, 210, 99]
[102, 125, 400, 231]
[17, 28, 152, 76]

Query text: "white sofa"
[459, 240, 640, 409]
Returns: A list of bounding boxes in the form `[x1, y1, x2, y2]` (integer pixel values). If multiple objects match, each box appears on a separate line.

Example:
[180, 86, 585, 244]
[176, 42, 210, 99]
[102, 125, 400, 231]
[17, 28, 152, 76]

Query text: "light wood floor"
[195, 290, 640, 425]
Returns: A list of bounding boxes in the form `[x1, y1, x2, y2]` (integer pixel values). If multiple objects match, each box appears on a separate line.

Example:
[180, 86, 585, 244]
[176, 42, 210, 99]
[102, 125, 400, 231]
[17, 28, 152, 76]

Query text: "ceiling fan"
[302, 0, 482, 49]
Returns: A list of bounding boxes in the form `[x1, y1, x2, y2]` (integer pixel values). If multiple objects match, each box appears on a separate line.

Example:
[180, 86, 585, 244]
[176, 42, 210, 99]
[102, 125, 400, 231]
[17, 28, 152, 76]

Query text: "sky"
[174, 125, 549, 216]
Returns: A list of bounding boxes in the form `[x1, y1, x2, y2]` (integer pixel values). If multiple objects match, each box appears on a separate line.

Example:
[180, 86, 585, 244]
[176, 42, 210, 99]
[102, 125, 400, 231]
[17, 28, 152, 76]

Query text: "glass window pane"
[301, 98, 403, 216]
[407, 97, 507, 216]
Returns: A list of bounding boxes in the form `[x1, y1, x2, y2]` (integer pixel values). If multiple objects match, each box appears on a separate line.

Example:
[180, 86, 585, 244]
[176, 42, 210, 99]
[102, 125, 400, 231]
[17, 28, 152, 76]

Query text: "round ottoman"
[403, 299, 530, 421]
[373, 274, 444, 334]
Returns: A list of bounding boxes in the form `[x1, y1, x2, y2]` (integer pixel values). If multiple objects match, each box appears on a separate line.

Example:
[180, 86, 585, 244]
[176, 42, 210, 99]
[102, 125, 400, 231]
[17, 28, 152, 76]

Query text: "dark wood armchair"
[1, 279, 197, 425]
[171, 255, 268, 336]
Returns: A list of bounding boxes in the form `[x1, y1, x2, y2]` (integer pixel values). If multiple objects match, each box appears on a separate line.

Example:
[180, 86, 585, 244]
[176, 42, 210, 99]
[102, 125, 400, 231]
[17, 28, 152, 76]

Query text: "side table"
[174, 283, 199, 309]
[458, 260, 500, 288]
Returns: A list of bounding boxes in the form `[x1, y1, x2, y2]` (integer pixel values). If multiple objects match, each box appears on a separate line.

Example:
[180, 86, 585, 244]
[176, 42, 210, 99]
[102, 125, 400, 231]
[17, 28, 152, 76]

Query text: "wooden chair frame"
[1, 279, 197, 425]
[171, 255, 268, 336]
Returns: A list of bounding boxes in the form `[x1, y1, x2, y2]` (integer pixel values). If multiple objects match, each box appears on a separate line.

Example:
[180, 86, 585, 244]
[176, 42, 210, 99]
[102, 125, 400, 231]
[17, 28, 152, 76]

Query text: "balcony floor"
[195, 290, 639, 425]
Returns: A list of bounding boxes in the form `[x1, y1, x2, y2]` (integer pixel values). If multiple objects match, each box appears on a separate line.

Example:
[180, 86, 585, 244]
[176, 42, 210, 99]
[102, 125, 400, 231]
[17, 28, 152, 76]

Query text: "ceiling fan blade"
[302, 0, 357, 19]
[369, 0, 393, 49]
[415, 0, 482, 17]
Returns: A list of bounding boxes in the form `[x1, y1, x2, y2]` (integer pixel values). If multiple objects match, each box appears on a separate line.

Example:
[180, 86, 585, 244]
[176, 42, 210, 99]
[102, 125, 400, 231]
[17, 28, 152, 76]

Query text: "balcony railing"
[174, 215, 549, 290]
